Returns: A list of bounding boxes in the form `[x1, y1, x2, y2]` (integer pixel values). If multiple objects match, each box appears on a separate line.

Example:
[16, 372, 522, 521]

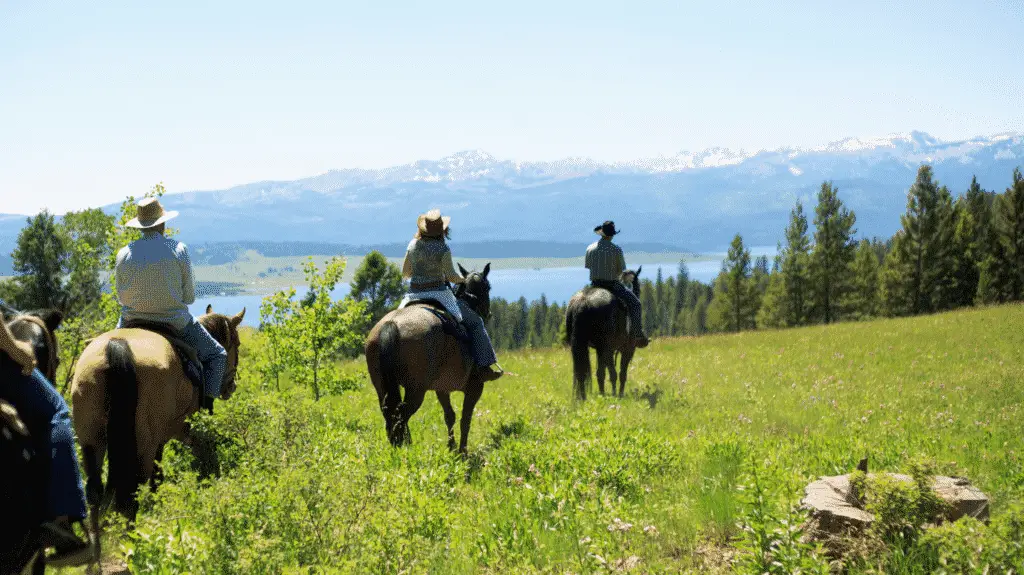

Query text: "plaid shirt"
[115, 231, 195, 331]
[585, 237, 626, 282]
[401, 238, 464, 289]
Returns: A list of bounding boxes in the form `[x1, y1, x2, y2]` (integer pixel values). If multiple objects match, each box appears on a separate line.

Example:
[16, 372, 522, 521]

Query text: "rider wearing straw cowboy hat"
[115, 197, 227, 413]
[398, 210, 503, 382]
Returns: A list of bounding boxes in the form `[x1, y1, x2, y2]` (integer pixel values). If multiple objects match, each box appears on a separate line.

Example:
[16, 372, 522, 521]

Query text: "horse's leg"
[399, 387, 427, 446]
[458, 379, 484, 455]
[618, 349, 635, 398]
[607, 350, 619, 397]
[81, 443, 105, 564]
[436, 392, 458, 452]
[571, 338, 590, 401]
[595, 346, 609, 396]
[150, 442, 166, 493]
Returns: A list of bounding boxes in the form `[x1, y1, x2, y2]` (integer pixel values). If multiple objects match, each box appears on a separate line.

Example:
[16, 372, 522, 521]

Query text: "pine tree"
[780, 201, 812, 326]
[880, 165, 957, 315]
[879, 232, 914, 316]
[756, 267, 787, 329]
[640, 278, 657, 335]
[512, 296, 529, 349]
[673, 262, 689, 334]
[949, 176, 994, 307]
[706, 235, 754, 332]
[809, 182, 858, 323]
[846, 239, 881, 319]
[662, 276, 676, 336]
[653, 269, 665, 335]
[985, 168, 1024, 301]
[749, 255, 770, 326]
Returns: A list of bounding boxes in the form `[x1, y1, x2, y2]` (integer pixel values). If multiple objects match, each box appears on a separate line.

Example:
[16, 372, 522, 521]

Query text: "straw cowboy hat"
[125, 197, 179, 230]
[0, 317, 36, 375]
[594, 220, 620, 237]
[417, 209, 451, 238]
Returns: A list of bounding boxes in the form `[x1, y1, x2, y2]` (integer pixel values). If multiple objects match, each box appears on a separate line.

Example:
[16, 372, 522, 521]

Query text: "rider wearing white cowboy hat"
[115, 197, 227, 413]
[398, 209, 503, 382]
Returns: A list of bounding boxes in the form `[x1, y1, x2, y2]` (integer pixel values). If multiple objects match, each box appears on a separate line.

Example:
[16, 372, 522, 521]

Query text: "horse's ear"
[483, 262, 491, 278]
[36, 309, 63, 333]
[205, 304, 213, 314]
[458, 263, 470, 277]
[635, 265, 642, 277]
[231, 308, 246, 328]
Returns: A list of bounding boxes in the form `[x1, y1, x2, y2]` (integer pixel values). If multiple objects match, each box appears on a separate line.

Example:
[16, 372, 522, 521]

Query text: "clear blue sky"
[2, 0, 1022, 215]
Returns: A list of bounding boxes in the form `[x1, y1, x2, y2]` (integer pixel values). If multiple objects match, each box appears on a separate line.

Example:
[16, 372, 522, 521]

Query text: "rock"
[801, 473, 990, 536]
[802, 474, 875, 533]
[932, 475, 990, 522]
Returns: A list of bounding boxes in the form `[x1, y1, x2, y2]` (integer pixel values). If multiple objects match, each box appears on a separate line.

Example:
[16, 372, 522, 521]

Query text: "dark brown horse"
[364, 264, 492, 453]
[564, 268, 642, 400]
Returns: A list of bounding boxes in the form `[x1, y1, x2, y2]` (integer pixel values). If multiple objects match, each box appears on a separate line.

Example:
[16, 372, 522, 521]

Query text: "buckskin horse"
[70, 305, 245, 561]
[364, 264, 492, 453]
[564, 268, 643, 400]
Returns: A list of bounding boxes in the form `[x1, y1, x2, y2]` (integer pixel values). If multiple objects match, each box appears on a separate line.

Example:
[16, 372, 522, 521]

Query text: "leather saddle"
[121, 320, 204, 390]
[407, 301, 471, 343]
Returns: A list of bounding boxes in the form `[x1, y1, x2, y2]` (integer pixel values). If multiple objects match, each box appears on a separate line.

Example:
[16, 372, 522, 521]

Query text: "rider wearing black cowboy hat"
[585, 221, 649, 348]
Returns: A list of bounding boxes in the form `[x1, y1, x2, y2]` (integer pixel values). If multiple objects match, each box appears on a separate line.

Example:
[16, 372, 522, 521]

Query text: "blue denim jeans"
[1, 368, 87, 521]
[180, 319, 227, 399]
[457, 301, 498, 367]
[118, 316, 226, 398]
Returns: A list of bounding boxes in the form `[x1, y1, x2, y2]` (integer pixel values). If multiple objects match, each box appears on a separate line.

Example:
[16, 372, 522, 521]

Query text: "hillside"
[92, 303, 1024, 573]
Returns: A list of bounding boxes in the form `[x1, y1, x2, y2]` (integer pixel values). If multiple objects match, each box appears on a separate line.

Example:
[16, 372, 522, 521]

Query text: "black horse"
[1, 308, 70, 575]
[564, 268, 643, 400]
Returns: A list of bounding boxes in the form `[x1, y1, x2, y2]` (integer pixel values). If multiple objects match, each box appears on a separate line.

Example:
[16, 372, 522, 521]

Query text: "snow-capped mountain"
[2, 131, 1022, 266]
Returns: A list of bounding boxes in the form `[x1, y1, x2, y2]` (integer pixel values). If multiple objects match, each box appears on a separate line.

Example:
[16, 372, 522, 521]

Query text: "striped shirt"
[585, 238, 626, 282]
[115, 231, 196, 332]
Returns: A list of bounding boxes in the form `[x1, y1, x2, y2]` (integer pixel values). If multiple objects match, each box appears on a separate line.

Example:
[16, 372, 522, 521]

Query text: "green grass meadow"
[75, 304, 1024, 574]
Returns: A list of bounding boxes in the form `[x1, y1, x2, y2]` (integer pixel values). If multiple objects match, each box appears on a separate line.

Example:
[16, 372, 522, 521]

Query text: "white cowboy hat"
[124, 197, 179, 229]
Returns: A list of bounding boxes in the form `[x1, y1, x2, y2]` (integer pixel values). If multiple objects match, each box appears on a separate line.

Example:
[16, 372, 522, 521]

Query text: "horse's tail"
[563, 307, 574, 347]
[570, 311, 591, 400]
[377, 320, 404, 445]
[104, 338, 140, 517]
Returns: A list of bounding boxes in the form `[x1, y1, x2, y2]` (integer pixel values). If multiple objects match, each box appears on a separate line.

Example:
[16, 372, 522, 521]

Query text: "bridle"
[455, 272, 491, 320]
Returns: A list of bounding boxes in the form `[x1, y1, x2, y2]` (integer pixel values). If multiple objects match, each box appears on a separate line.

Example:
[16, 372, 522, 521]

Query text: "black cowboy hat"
[594, 221, 619, 237]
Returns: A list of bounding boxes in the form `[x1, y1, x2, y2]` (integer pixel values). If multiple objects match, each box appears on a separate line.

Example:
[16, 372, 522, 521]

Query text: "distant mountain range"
[2, 130, 1022, 275]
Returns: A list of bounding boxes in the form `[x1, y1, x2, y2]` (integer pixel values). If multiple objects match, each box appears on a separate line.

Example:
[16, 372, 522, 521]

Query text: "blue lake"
[190, 248, 776, 327]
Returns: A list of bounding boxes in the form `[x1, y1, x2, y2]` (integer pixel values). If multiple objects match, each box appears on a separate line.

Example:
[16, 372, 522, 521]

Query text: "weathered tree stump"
[801, 473, 990, 536]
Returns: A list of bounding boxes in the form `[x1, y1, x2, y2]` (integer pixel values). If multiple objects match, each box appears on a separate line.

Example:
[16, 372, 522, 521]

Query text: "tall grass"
[74, 304, 1024, 573]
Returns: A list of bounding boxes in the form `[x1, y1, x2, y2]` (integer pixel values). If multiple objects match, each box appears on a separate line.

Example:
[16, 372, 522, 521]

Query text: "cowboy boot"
[477, 364, 504, 382]
[40, 519, 93, 568]
[632, 332, 650, 349]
